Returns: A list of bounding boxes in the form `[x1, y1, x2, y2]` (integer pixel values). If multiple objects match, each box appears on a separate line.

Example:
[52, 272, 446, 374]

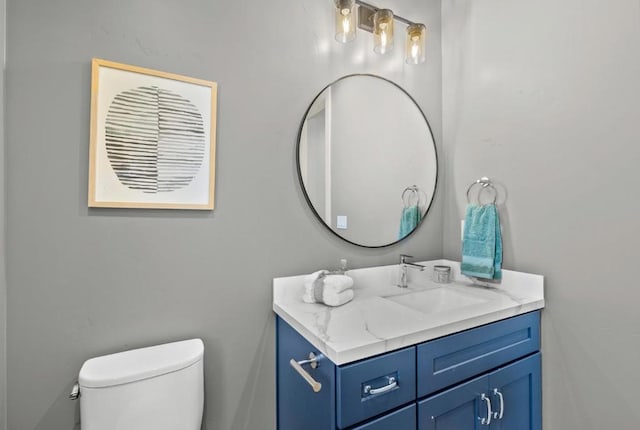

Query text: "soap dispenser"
[337, 258, 348, 274]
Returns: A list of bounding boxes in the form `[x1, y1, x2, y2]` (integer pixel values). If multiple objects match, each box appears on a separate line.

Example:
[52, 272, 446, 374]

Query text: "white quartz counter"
[273, 260, 544, 365]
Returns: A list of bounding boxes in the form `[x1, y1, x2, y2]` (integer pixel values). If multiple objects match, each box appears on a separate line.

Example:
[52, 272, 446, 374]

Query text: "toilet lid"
[79, 338, 204, 388]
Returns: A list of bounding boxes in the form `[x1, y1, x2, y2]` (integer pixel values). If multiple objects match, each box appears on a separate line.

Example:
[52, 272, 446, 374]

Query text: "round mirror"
[297, 74, 438, 247]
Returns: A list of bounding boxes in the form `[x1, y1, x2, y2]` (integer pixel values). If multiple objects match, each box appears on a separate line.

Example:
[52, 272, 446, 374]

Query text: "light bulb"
[380, 29, 388, 52]
[342, 14, 350, 34]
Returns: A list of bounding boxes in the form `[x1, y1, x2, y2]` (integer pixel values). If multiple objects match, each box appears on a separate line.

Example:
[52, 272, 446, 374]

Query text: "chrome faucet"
[398, 254, 426, 288]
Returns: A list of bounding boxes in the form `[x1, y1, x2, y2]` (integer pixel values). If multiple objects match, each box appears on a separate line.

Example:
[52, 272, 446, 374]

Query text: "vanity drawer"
[351, 404, 416, 430]
[336, 346, 416, 429]
[417, 311, 540, 397]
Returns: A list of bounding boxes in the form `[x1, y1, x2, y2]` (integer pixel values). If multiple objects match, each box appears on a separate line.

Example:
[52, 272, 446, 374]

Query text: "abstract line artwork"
[89, 59, 217, 209]
[105, 86, 205, 193]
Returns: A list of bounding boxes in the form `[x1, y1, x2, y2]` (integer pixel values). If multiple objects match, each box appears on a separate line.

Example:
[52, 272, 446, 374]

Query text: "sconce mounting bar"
[355, 0, 416, 33]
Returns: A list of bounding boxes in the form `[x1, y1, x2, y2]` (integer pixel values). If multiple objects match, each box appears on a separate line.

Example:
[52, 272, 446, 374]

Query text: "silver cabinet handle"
[364, 377, 397, 395]
[480, 393, 492, 426]
[493, 388, 504, 420]
[289, 353, 322, 393]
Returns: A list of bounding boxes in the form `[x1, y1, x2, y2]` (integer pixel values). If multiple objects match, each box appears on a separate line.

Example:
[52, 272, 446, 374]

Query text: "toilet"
[77, 338, 204, 430]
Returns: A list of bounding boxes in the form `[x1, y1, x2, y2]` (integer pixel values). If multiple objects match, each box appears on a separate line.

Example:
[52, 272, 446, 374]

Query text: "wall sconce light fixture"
[405, 23, 426, 64]
[335, 0, 357, 43]
[333, 0, 427, 64]
[373, 9, 394, 55]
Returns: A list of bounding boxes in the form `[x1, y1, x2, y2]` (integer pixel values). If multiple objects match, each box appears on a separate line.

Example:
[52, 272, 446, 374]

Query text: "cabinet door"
[418, 375, 490, 430]
[277, 317, 336, 430]
[489, 353, 541, 430]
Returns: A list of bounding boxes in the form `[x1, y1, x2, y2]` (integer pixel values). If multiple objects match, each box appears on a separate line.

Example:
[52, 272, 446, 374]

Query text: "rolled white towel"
[302, 270, 328, 303]
[304, 270, 329, 285]
[302, 287, 316, 304]
[322, 274, 354, 294]
[323, 288, 354, 307]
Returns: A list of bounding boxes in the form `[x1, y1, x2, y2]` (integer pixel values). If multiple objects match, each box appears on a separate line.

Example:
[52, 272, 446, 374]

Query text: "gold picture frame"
[89, 58, 217, 210]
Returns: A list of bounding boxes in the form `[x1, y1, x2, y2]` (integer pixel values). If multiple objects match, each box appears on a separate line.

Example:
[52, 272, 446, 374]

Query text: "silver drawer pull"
[363, 377, 397, 395]
[492, 388, 504, 419]
[289, 353, 322, 393]
[479, 393, 492, 425]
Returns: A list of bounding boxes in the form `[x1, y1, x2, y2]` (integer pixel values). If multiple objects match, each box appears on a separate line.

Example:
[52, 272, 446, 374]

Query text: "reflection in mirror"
[297, 74, 437, 247]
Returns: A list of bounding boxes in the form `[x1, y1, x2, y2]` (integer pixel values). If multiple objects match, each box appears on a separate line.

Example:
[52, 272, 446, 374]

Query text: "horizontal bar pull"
[289, 352, 322, 393]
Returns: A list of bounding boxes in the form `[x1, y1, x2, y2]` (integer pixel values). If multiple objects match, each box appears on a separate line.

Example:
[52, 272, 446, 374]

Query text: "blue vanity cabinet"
[416, 311, 541, 430]
[276, 311, 541, 430]
[336, 346, 416, 428]
[277, 317, 416, 430]
[351, 404, 417, 429]
[417, 374, 490, 430]
[417, 353, 541, 430]
[416, 310, 541, 398]
[276, 318, 336, 430]
[487, 353, 541, 430]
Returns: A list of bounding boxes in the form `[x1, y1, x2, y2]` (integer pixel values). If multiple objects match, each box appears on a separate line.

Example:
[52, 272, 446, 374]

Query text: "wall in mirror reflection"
[298, 75, 437, 247]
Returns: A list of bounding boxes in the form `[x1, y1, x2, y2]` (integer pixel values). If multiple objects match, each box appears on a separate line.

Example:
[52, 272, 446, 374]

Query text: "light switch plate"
[337, 215, 348, 230]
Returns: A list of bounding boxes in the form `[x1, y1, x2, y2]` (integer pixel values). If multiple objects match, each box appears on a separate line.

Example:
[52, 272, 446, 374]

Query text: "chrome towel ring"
[402, 185, 427, 208]
[466, 177, 498, 205]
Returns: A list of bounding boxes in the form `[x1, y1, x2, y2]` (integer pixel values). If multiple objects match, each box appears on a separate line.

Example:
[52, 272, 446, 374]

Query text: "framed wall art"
[88, 58, 217, 209]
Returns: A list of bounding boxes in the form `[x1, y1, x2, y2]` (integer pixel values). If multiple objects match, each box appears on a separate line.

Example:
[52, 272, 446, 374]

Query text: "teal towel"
[461, 204, 502, 280]
[398, 205, 421, 239]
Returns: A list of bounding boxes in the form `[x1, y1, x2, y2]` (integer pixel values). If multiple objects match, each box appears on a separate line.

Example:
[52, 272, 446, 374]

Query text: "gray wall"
[442, 0, 640, 428]
[0, 0, 5, 427]
[5, 1, 442, 429]
[0, 0, 7, 430]
[303, 110, 327, 222]
[331, 77, 437, 245]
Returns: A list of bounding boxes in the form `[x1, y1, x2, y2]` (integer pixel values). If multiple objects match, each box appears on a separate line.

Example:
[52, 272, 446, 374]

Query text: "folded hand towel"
[399, 205, 422, 239]
[461, 204, 503, 280]
[322, 288, 354, 307]
[322, 274, 354, 294]
[302, 270, 329, 304]
[302, 272, 355, 306]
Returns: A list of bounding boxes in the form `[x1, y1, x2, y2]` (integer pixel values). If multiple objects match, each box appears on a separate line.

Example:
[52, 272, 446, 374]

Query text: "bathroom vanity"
[273, 260, 544, 430]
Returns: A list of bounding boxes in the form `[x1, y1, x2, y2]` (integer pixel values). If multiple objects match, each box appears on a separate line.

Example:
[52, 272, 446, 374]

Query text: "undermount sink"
[385, 287, 487, 314]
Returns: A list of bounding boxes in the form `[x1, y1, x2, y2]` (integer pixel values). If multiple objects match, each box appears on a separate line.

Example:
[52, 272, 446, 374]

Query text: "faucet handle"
[400, 254, 414, 263]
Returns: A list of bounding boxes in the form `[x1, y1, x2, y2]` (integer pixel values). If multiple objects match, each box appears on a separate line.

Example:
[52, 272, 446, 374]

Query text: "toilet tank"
[78, 339, 204, 430]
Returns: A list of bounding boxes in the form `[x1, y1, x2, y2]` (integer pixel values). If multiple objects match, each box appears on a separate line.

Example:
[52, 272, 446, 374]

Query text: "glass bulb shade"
[405, 23, 427, 64]
[373, 9, 394, 54]
[334, 0, 356, 43]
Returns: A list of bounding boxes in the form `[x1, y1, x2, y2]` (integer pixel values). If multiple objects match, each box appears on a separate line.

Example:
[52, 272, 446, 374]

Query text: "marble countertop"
[273, 260, 544, 365]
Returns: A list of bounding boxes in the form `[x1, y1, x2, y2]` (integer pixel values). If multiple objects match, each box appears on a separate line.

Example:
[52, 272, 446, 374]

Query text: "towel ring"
[466, 177, 498, 205]
[402, 185, 427, 208]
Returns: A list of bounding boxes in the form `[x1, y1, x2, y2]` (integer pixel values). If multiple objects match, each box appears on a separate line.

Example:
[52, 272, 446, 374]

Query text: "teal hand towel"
[398, 205, 421, 239]
[461, 204, 503, 280]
